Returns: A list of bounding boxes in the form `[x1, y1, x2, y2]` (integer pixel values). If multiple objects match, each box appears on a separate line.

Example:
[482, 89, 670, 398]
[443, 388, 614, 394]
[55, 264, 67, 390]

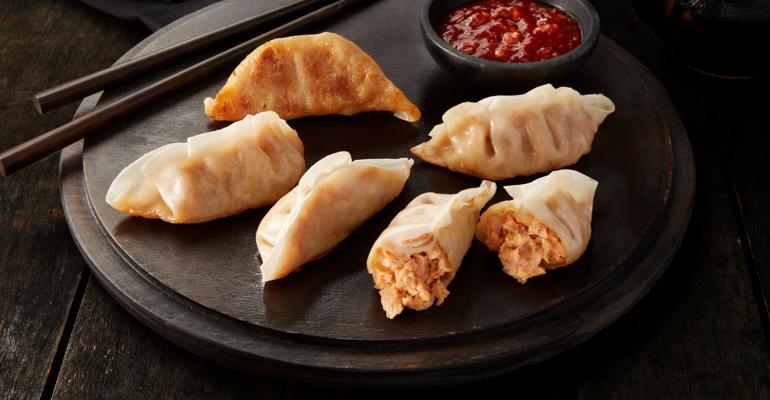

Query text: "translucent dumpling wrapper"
[411, 84, 615, 180]
[106, 112, 305, 224]
[476, 170, 598, 284]
[257, 151, 413, 282]
[204, 32, 421, 122]
[367, 181, 497, 319]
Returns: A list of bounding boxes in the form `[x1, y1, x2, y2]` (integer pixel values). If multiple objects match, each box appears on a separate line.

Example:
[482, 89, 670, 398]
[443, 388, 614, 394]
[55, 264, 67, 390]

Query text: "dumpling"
[411, 84, 615, 180]
[475, 170, 598, 284]
[204, 32, 421, 122]
[106, 112, 304, 224]
[367, 181, 496, 319]
[257, 151, 412, 282]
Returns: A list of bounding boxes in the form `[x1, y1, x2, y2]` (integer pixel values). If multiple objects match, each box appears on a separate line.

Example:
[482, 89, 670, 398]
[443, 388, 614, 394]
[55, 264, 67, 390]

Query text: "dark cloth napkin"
[80, 0, 222, 31]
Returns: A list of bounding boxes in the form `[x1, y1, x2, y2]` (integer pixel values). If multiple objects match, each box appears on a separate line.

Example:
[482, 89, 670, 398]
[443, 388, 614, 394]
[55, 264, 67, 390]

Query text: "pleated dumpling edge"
[503, 169, 598, 263]
[106, 111, 305, 224]
[411, 84, 615, 180]
[204, 32, 421, 123]
[366, 180, 496, 318]
[369, 180, 497, 259]
[476, 169, 598, 284]
[257, 151, 413, 283]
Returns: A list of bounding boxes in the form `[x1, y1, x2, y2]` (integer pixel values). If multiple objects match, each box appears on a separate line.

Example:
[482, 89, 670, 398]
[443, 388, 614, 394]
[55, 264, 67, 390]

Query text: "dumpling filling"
[372, 247, 451, 319]
[481, 212, 566, 284]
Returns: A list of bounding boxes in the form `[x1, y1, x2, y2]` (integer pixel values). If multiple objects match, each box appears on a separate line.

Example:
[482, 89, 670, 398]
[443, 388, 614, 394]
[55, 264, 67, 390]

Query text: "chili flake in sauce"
[438, 0, 581, 63]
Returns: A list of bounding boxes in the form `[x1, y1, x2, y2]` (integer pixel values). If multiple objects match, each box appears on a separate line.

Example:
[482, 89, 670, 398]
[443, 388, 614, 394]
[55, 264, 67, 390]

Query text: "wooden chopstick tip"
[32, 95, 45, 114]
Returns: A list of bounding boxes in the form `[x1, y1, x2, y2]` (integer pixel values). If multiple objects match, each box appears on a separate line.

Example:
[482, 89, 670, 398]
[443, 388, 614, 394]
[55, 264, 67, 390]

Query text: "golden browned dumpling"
[204, 32, 421, 122]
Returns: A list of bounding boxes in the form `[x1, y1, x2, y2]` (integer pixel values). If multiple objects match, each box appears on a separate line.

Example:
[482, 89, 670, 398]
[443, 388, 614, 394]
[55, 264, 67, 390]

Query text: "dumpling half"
[204, 32, 421, 122]
[475, 170, 598, 284]
[106, 112, 304, 224]
[411, 84, 615, 180]
[257, 151, 413, 282]
[367, 181, 496, 319]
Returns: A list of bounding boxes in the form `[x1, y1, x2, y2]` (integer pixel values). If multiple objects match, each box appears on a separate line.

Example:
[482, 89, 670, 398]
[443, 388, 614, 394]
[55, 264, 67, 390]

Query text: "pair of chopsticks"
[0, 0, 366, 177]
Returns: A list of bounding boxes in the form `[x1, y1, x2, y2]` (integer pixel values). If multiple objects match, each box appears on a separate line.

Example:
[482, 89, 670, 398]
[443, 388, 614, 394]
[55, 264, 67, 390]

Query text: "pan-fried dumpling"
[204, 32, 421, 122]
[106, 112, 304, 224]
[411, 84, 615, 180]
[257, 151, 413, 282]
[476, 170, 597, 284]
[367, 181, 496, 319]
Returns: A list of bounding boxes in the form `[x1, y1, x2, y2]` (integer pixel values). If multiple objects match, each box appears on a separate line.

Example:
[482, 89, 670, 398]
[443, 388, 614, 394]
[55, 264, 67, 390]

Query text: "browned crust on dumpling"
[205, 32, 421, 122]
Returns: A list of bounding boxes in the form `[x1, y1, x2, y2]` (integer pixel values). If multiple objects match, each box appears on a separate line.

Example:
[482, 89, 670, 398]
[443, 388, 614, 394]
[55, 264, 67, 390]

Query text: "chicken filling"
[482, 212, 566, 284]
[373, 247, 451, 319]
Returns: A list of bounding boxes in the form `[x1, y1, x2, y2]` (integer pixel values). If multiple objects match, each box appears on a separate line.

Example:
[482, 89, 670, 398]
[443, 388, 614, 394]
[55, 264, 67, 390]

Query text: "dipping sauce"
[438, 0, 581, 63]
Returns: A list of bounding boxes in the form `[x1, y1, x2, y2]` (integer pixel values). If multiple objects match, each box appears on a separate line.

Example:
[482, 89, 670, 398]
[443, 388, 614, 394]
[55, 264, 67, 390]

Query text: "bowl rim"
[420, 0, 601, 70]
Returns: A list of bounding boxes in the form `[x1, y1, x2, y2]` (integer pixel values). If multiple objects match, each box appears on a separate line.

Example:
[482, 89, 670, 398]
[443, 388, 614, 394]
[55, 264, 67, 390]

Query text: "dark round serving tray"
[60, 0, 695, 388]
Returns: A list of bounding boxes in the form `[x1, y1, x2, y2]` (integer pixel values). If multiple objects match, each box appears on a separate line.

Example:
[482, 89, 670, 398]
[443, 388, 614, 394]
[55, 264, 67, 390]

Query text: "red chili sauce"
[438, 0, 581, 63]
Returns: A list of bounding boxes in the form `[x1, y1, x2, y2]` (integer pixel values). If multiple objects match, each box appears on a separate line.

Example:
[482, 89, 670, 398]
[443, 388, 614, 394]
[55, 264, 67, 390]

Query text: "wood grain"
[0, 0, 146, 398]
[51, 280, 579, 399]
[574, 1, 770, 398]
[0, 0, 366, 177]
[80, 36, 677, 343]
[32, 0, 327, 113]
[575, 80, 770, 398]
[55, 0, 692, 385]
[0, 0, 767, 397]
[712, 78, 770, 343]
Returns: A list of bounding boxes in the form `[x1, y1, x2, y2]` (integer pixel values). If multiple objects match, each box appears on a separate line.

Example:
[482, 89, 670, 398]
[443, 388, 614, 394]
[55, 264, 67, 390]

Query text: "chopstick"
[0, 0, 366, 177]
[33, 0, 328, 114]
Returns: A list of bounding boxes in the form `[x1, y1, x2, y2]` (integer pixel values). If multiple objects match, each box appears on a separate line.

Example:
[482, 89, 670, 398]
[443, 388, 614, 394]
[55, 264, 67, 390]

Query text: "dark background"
[0, 0, 768, 398]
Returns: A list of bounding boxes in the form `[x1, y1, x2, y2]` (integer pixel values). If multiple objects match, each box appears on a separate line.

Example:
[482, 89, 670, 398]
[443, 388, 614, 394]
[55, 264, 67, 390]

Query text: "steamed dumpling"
[367, 181, 496, 319]
[411, 84, 615, 180]
[106, 112, 304, 224]
[204, 32, 421, 122]
[257, 151, 412, 282]
[475, 170, 597, 283]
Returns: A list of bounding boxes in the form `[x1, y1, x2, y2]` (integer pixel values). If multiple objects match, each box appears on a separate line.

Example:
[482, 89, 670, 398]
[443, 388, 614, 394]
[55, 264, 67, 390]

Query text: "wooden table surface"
[0, 0, 767, 398]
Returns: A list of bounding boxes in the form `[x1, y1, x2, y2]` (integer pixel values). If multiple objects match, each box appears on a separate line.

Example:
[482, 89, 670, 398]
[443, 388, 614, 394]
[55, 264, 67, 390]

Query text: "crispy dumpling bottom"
[477, 205, 567, 284]
[369, 242, 452, 319]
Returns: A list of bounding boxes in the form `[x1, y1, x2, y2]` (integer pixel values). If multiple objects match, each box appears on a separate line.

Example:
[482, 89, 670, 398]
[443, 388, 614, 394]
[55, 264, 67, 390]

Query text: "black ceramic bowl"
[421, 0, 601, 88]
